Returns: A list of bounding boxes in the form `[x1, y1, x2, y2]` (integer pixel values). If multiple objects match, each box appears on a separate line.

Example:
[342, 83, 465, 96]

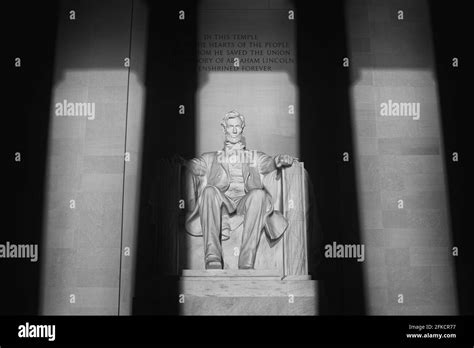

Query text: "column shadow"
[428, 1, 472, 315]
[132, 0, 197, 315]
[296, 0, 367, 315]
[3, 1, 59, 315]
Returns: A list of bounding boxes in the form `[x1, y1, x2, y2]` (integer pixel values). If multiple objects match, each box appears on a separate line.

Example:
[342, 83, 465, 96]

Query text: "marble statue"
[185, 111, 296, 269]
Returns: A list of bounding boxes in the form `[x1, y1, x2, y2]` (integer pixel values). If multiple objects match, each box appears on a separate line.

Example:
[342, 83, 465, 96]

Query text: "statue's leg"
[236, 189, 268, 269]
[200, 186, 224, 269]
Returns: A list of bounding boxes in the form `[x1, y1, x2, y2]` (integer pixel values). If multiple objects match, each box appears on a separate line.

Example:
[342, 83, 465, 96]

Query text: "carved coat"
[184, 150, 288, 241]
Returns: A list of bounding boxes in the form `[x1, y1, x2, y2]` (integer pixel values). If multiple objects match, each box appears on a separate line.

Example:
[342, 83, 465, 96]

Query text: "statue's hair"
[221, 110, 245, 129]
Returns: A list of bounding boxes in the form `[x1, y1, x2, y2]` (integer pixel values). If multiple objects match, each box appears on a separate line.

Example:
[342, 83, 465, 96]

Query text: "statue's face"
[223, 117, 244, 143]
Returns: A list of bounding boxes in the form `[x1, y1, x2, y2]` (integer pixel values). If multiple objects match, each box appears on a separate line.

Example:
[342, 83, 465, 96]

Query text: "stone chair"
[180, 160, 311, 278]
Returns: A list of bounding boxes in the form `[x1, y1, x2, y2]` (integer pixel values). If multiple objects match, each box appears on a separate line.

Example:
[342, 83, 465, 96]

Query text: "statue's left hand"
[275, 154, 296, 168]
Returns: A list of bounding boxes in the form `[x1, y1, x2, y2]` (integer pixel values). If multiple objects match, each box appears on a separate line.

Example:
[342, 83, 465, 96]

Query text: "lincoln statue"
[184, 111, 296, 270]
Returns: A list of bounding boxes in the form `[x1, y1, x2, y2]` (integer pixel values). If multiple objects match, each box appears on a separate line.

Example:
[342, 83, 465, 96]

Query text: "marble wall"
[346, 0, 457, 315]
[40, 0, 146, 315]
[38, 0, 459, 316]
[196, 0, 298, 158]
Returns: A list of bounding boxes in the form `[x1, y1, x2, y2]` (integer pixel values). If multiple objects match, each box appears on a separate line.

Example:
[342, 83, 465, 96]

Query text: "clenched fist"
[274, 154, 296, 168]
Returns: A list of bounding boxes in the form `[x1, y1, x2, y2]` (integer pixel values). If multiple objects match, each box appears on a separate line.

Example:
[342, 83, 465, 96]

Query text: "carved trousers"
[199, 186, 269, 268]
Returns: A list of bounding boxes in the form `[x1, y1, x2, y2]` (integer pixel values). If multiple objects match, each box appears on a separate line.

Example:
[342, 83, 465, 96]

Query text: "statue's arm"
[256, 152, 278, 175]
[186, 155, 208, 177]
[257, 152, 296, 174]
[184, 155, 208, 212]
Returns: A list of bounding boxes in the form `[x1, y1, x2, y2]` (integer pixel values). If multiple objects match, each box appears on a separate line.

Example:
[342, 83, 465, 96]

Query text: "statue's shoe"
[205, 261, 222, 269]
[238, 265, 254, 270]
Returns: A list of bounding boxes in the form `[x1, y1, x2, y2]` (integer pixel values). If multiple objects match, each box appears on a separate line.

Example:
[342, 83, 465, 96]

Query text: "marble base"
[178, 269, 318, 315]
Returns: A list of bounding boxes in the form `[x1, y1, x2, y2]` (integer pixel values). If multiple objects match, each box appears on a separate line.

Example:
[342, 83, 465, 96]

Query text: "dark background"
[5, 1, 59, 315]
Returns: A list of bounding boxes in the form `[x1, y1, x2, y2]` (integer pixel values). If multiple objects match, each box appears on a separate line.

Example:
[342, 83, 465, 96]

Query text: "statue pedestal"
[178, 269, 318, 315]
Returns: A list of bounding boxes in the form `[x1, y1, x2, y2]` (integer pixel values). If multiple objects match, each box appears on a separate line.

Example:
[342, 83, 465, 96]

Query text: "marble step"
[179, 295, 317, 315]
[181, 269, 312, 281]
[179, 278, 317, 297]
[181, 269, 281, 280]
[179, 277, 318, 315]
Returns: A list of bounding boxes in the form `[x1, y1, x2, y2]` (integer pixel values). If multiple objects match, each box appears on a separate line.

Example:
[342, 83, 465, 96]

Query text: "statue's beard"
[225, 133, 242, 144]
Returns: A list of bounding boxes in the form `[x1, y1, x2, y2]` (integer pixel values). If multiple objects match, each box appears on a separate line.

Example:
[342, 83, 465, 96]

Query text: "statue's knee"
[247, 189, 266, 201]
[202, 186, 219, 198]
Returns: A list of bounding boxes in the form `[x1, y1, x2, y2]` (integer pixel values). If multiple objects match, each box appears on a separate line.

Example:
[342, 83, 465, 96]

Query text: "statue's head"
[221, 110, 245, 144]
